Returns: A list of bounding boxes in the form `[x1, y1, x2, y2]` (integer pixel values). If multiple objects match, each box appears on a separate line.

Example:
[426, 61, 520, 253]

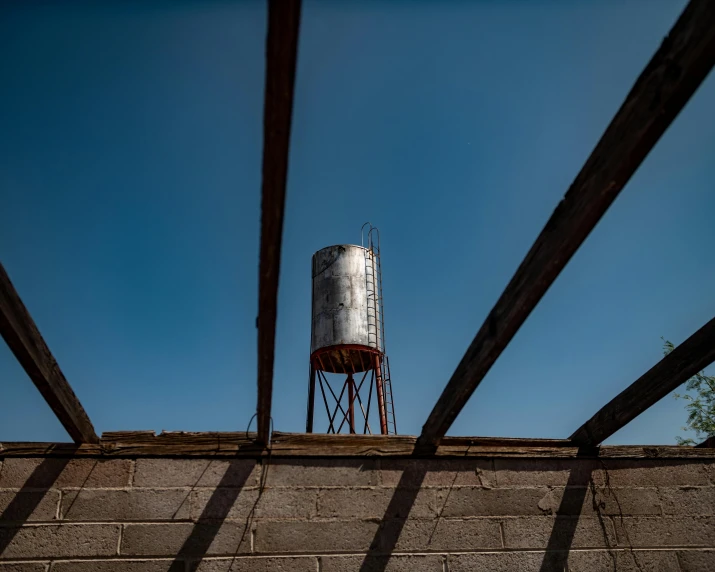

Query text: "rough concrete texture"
[50, 561, 174, 572]
[0, 455, 714, 570]
[0, 564, 49, 572]
[0, 459, 131, 488]
[321, 554, 444, 571]
[193, 556, 316, 572]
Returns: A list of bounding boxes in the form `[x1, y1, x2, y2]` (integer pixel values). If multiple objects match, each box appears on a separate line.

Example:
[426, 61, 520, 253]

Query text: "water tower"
[306, 223, 397, 434]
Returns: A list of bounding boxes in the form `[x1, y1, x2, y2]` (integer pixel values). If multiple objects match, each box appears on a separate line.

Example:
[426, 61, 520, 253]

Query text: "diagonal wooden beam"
[571, 317, 715, 446]
[256, 0, 302, 445]
[0, 262, 98, 443]
[416, 0, 715, 453]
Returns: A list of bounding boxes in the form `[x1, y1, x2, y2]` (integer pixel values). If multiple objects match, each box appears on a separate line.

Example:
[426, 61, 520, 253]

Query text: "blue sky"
[1, 0, 713, 444]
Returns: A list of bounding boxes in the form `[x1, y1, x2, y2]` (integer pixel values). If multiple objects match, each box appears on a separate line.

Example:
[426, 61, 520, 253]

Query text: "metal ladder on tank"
[364, 247, 379, 351]
[363, 224, 397, 434]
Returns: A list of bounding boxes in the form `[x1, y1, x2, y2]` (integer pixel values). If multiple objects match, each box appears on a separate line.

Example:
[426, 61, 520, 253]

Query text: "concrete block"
[493, 459, 599, 486]
[567, 550, 680, 572]
[595, 460, 712, 487]
[440, 487, 549, 517]
[502, 516, 616, 548]
[189, 488, 255, 522]
[191, 488, 317, 521]
[589, 486, 662, 516]
[321, 554, 444, 571]
[705, 462, 715, 485]
[121, 523, 250, 556]
[264, 459, 379, 487]
[677, 549, 715, 572]
[61, 489, 191, 521]
[394, 518, 502, 551]
[254, 520, 379, 553]
[378, 459, 495, 488]
[192, 556, 317, 571]
[0, 564, 49, 572]
[448, 552, 556, 572]
[317, 487, 441, 519]
[133, 460, 259, 488]
[660, 486, 715, 515]
[535, 486, 661, 516]
[50, 561, 175, 572]
[0, 459, 131, 488]
[494, 459, 712, 487]
[614, 516, 715, 547]
[0, 490, 60, 521]
[0, 524, 120, 558]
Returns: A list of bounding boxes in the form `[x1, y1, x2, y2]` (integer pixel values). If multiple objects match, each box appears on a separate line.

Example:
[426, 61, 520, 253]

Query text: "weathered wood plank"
[416, 0, 715, 453]
[0, 262, 98, 443]
[571, 317, 715, 446]
[3, 431, 714, 459]
[256, 0, 302, 445]
[696, 436, 715, 448]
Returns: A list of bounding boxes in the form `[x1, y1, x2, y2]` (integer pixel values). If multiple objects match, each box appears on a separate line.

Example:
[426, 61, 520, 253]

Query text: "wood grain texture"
[571, 317, 715, 446]
[416, 0, 715, 453]
[2, 431, 714, 459]
[0, 262, 98, 443]
[256, 0, 302, 445]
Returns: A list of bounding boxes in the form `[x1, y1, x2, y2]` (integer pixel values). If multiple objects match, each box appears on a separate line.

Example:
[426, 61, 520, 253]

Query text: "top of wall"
[1, 432, 714, 459]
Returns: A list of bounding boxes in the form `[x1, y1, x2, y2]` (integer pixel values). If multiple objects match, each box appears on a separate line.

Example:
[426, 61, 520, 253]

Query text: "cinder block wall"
[0, 455, 714, 571]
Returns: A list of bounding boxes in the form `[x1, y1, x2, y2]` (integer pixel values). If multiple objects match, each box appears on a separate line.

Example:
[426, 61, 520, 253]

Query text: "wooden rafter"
[571, 317, 715, 446]
[256, 0, 302, 445]
[0, 262, 98, 444]
[416, 0, 715, 453]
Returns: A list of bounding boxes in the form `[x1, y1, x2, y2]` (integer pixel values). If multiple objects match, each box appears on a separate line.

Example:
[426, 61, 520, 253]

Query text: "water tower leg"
[347, 373, 356, 434]
[306, 364, 316, 433]
[374, 355, 388, 435]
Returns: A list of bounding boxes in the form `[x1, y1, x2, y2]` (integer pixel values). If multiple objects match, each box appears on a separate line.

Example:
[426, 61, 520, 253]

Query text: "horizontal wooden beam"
[1, 431, 714, 459]
[256, 0, 302, 445]
[416, 0, 715, 453]
[571, 317, 715, 446]
[0, 262, 98, 443]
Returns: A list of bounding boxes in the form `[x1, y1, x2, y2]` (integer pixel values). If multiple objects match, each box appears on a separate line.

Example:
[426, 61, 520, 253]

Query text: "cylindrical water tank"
[311, 244, 381, 373]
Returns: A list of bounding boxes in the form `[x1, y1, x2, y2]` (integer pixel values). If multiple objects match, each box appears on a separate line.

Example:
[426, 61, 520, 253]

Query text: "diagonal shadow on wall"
[0, 453, 76, 557]
[358, 460, 427, 572]
[537, 449, 598, 572]
[167, 459, 253, 572]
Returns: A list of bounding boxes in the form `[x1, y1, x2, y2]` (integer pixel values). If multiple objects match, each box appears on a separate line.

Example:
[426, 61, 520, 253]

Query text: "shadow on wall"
[359, 461, 428, 572]
[0, 452, 678, 571]
[0, 453, 77, 555]
[0, 454, 596, 570]
[168, 459, 256, 572]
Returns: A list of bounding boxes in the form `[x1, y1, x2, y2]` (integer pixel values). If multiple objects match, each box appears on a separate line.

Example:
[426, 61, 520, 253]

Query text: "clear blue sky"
[1, 0, 713, 444]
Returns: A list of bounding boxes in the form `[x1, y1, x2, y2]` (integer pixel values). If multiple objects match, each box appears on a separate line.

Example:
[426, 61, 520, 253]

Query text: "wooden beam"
[571, 317, 715, 446]
[3, 431, 715, 459]
[571, 318, 715, 446]
[0, 262, 98, 443]
[696, 436, 715, 448]
[256, 0, 302, 445]
[416, 0, 715, 453]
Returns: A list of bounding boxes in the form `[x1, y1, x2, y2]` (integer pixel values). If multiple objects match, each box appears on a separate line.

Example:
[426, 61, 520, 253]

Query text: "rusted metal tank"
[310, 244, 380, 373]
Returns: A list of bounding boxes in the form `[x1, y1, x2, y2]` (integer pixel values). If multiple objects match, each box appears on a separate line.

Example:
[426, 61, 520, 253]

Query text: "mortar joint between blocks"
[117, 523, 124, 555]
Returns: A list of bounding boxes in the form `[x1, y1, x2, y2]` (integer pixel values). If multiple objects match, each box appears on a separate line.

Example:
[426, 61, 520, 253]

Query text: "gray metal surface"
[311, 245, 381, 370]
